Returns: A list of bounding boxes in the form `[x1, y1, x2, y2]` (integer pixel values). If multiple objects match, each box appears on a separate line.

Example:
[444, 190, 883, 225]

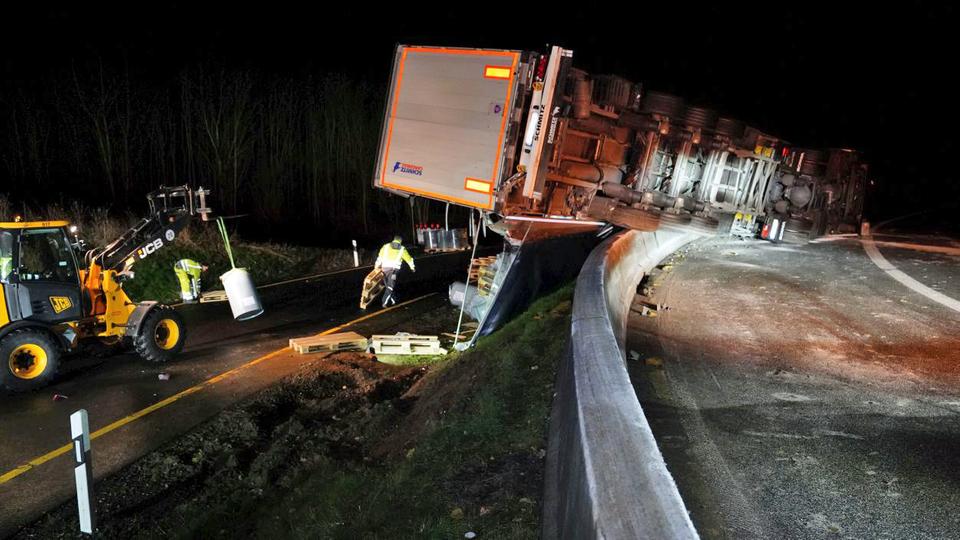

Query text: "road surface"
[627, 234, 960, 539]
[0, 251, 472, 537]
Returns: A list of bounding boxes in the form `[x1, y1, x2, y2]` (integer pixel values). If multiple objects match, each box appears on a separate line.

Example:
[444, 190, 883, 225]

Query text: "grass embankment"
[122, 226, 372, 303]
[280, 297, 570, 539]
[0, 194, 372, 302]
[19, 286, 572, 540]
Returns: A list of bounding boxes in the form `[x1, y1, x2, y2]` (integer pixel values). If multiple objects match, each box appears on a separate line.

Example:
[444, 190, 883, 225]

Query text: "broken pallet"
[359, 268, 385, 309]
[371, 333, 445, 356]
[289, 331, 368, 354]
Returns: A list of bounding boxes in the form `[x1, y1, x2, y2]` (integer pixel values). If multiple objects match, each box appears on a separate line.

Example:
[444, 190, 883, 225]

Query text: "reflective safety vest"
[173, 259, 204, 300]
[376, 242, 415, 271]
[173, 259, 204, 279]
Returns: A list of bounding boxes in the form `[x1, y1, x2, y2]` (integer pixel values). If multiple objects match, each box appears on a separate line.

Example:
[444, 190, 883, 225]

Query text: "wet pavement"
[0, 251, 472, 537]
[627, 235, 960, 539]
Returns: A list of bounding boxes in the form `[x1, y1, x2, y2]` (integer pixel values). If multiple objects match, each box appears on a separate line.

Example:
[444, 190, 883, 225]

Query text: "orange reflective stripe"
[484, 65, 512, 80]
[465, 178, 493, 194]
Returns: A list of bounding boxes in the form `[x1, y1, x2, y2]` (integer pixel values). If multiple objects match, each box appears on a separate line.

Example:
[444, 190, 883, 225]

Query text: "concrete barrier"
[543, 229, 700, 539]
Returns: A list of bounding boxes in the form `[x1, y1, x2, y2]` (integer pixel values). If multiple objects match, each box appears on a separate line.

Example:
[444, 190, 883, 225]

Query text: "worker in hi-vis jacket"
[375, 235, 415, 307]
[173, 258, 208, 303]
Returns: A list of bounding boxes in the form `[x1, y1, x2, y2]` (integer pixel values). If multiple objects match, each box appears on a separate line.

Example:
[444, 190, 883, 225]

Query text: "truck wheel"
[134, 306, 186, 363]
[781, 229, 810, 244]
[0, 329, 61, 392]
[688, 216, 720, 236]
[783, 218, 812, 244]
[656, 211, 692, 233]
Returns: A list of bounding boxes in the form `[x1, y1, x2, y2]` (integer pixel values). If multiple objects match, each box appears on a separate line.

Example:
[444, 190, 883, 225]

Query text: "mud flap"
[124, 301, 160, 338]
[472, 222, 603, 341]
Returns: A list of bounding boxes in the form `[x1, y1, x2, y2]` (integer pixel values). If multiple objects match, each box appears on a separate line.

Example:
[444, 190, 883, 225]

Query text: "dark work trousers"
[381, 268, 399, 307]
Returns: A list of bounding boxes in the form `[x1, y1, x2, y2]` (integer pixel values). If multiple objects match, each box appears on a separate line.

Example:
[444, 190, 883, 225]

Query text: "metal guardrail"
[543, 229, 700, 539]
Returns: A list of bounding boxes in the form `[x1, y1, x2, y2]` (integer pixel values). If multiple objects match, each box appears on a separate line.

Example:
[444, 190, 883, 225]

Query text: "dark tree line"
[0, 61, 436, 242]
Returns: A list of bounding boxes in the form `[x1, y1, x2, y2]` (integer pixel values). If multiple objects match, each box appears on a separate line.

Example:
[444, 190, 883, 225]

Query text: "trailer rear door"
[374, 46, 522, 210]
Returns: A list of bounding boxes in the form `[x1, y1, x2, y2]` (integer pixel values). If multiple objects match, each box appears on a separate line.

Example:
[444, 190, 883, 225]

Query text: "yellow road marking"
[0, 293, 435, 485]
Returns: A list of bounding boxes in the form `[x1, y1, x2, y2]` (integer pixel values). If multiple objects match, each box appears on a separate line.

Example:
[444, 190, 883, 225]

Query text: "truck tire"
[656, 211, 692, 233]
[688, 215, 720, 236]
[783, 217, 812, 244]
[0, 329, 61, 392]
[782, 229, 811, 244]
[134, 306, 186, 363]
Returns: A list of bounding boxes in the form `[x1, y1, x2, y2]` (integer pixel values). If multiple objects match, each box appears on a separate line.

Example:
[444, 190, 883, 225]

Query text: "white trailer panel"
[374, 46, 523, 210]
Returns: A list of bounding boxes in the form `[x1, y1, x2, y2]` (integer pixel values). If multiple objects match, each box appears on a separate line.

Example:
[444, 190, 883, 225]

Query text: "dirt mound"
[16, 352, 426, 539]
[372, 348, 486, 460]
[17, 287, 573, 539]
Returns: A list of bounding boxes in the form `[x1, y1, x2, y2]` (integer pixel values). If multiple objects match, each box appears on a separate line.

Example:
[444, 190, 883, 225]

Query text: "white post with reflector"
[70, 409, 96, 536]
[352, 240, 359, 268]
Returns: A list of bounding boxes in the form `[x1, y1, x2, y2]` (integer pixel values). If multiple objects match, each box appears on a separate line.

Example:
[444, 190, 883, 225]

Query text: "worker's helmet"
[392, 235, 403, 245]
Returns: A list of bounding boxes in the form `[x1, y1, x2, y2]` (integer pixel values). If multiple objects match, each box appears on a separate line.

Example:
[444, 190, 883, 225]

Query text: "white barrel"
[220, 268, 264, 321]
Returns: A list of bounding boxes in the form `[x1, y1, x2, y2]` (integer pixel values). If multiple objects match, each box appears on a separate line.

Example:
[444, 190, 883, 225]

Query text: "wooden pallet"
[199, 290, 229, 303]
[467, 256, 499, 283]
[370, 333, 445, 356]
[359, 268, 385, 309]
[289, 331, 368, 354]
[441, 327, 477, 341]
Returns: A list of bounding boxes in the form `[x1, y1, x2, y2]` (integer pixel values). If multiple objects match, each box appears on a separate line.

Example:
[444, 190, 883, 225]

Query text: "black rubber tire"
[0, 329, 61, 392]
[783, 217, 812, 244]
[608, 206, 660, 231]
[655, 211, 693, 233]
[687, 215, 720, 236]
[784, 217, 813, 233]
[781, 229, 811, 245]
[134, 306, 186, 363]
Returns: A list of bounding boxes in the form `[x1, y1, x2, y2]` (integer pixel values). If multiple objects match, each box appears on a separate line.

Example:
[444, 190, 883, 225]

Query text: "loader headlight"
[69, 225, 78, 234]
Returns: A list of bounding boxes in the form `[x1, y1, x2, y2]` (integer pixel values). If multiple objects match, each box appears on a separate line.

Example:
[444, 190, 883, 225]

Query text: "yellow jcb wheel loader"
[0, 185, 211, 392]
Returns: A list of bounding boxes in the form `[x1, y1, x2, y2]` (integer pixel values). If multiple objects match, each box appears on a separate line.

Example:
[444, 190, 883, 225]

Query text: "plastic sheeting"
[475, 224, 603, 339]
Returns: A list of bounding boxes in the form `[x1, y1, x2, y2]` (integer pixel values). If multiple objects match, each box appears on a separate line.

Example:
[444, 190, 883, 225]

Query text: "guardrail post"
[70, 409, 96, 537]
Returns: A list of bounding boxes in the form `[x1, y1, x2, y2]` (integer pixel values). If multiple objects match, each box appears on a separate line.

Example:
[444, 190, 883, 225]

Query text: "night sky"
[2, 3, 957, 223]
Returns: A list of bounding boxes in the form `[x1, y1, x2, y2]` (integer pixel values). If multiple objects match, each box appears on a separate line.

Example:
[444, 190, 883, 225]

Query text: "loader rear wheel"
[0, 329, 61, 392]
[134, 306, 186, 363]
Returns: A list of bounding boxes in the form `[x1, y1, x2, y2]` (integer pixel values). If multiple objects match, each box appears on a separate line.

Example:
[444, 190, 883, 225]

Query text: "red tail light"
[535, 54, 547, 82]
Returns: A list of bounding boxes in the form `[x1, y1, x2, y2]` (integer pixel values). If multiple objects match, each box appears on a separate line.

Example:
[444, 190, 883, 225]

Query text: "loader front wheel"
[134, 306, 186, 363]
[0, 329, 61, 392]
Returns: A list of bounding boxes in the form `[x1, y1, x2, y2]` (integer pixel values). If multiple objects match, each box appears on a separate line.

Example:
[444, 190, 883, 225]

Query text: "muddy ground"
[15, 353, 425, 538]
[15, 291, 571, 539]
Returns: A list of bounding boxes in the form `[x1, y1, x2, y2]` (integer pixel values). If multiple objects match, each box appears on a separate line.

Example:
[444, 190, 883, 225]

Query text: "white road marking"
[862, 235, 960, 314]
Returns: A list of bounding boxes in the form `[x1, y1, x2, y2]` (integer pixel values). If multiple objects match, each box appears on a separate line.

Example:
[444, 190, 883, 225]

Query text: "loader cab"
[0, 221, 84, 326]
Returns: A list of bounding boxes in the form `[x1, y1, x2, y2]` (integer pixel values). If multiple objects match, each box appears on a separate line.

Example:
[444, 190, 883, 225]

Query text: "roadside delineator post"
[352, 240, 359, 267]
[70, 409, 96, 537]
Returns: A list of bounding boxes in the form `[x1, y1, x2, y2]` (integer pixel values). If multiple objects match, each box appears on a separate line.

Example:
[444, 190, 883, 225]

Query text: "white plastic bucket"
[220, 268, 264, 321]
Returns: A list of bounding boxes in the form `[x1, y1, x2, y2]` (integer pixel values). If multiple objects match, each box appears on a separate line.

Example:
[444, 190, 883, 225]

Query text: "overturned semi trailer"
[372, 45, 611, 343]
[372, 45, 868, 337]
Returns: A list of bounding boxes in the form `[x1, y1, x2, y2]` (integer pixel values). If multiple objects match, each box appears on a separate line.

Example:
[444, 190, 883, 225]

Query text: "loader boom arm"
[90, 185, 212, 273]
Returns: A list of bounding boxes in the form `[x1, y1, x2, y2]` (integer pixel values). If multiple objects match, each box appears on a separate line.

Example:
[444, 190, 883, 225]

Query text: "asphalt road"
[627, 235, 960, 539]
[0, 250, 473, 538]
